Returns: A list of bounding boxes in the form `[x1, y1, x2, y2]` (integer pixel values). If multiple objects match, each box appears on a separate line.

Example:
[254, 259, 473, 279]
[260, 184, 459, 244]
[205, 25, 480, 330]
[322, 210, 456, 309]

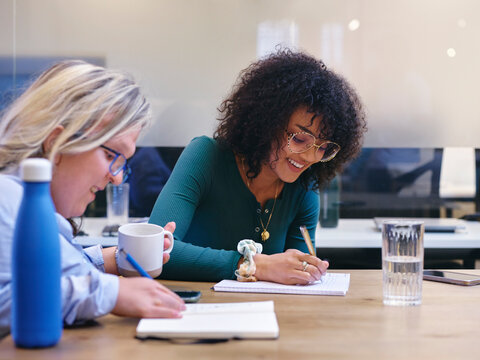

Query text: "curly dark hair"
[214, 48, 366, 190]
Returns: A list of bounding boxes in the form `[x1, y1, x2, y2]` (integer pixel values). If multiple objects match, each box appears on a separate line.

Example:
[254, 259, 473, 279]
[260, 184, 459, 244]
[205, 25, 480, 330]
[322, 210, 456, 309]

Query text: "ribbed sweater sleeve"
[149, 137, 242, 281]
[285, 188, 319, 251]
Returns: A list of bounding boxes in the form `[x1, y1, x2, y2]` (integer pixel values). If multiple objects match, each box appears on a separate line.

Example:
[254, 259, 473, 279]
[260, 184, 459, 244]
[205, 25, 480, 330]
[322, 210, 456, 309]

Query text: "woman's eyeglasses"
[286, 131, 341, 162]
[100, 145, 131, 183]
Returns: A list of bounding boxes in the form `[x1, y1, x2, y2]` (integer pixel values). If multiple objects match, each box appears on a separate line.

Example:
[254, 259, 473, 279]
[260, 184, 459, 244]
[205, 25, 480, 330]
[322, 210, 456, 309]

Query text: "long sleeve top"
[149, 136, 320, 281]
[0, 174, 119, 328]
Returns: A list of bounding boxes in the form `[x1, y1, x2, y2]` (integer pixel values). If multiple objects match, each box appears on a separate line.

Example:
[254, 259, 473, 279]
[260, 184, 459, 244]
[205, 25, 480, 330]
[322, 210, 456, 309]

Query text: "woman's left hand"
[162, 221, 176, 264]
[253, 249, 329, 285]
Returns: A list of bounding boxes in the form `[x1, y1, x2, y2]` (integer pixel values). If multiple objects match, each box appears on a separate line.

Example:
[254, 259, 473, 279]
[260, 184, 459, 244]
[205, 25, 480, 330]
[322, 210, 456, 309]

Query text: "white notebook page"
[136, 301, 279, 339]
[213, 273, 350, 296]
[183, 301, 274, 315]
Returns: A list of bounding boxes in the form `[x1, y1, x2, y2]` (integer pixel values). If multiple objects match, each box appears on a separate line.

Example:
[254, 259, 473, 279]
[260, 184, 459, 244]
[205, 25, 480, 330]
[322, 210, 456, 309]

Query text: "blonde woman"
[0, 60, 184, 328]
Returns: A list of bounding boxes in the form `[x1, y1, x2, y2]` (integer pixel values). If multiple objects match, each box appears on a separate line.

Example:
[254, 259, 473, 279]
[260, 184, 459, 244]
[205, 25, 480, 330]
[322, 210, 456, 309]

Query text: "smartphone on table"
[423, 270, 480, 286]
[174, 291, 202, 303]
[102, 224, 120, 237]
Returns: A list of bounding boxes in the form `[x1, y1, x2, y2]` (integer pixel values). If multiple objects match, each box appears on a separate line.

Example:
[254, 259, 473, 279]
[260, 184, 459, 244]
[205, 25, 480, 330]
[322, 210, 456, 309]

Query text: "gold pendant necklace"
[261, 231, 269, 241]
[241, 158, 279, 242]
[259, 181, 278, 241]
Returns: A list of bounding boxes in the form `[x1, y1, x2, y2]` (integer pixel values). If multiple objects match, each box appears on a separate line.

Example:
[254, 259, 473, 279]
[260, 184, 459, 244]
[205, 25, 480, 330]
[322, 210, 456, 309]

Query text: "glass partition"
[1, 0, 479, 148]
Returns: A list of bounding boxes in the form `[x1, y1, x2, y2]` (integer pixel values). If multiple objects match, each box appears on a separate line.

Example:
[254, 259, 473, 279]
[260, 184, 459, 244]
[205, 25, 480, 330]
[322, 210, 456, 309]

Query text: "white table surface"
[75, 217, 480, 250]
[316, 218, 480, 249]
[75, 217, 123, 247]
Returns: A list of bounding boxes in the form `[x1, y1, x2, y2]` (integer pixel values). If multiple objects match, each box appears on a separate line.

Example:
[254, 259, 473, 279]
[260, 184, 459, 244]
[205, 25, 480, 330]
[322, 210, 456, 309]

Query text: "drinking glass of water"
[106, 183, 129, 226]
[382, 220, 424, 306]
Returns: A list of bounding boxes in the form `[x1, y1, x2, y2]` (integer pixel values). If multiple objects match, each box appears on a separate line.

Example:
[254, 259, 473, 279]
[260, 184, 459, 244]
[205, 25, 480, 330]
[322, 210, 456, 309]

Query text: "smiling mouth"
[288, 158, 305, 169]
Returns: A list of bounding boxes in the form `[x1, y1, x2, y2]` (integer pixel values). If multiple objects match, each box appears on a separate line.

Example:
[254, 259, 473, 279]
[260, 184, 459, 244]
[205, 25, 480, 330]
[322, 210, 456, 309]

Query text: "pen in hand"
[299, 225, 316, 256]
[119, 248, 153, 279]
[300, 225, 328, 283]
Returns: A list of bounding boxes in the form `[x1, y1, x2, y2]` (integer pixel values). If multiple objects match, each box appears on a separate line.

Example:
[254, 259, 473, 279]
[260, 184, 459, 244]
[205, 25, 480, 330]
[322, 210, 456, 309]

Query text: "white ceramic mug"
[117, 223, 174, 278]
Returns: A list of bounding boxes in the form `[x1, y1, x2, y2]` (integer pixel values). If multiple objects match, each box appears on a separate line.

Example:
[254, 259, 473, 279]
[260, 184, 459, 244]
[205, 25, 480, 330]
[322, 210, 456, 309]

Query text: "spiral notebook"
[213, 273, 350, 296]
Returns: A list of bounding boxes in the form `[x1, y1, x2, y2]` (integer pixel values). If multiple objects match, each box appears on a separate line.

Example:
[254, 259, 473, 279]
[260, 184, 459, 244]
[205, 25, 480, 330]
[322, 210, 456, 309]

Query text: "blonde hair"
[0, 60, 151, 172]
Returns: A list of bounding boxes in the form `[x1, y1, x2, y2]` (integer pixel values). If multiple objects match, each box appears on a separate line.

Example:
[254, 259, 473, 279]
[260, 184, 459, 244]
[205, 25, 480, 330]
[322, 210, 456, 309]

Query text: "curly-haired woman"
[150, 49, 366, 284]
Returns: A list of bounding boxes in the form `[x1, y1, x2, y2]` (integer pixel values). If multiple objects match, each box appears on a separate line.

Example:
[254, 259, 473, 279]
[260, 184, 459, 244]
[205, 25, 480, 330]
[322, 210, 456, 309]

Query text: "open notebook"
[214, 273, 350, 296]
[136, 301, 279, 340]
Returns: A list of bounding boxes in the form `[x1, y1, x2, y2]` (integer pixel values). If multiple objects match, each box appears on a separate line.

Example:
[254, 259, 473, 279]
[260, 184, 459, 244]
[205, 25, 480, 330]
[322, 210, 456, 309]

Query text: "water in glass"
[382, 221, 424, 306]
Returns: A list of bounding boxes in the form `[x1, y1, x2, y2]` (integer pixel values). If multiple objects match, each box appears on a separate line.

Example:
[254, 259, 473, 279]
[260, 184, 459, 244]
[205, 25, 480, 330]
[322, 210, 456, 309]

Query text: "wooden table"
[1, 270, 480, 359]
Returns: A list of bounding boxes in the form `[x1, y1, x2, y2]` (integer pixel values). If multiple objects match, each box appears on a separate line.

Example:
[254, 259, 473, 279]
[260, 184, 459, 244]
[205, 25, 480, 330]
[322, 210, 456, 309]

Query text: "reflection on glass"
[0, 56, 104, 112]
[348, 19, 360, 31]
[257, 20, 298, 58]
[446, 48, 456, 58]
[321, 23, 344, 67]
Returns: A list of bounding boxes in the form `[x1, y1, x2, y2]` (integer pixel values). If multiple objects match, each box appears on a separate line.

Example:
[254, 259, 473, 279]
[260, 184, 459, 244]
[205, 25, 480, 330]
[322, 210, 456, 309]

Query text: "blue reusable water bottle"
[11, 158, 62, 348]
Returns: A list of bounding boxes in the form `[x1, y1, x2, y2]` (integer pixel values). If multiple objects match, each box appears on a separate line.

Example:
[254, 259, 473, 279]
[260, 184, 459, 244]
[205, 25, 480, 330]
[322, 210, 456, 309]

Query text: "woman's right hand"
[253, 249, 329, 285]
[112, 277, 186, 318]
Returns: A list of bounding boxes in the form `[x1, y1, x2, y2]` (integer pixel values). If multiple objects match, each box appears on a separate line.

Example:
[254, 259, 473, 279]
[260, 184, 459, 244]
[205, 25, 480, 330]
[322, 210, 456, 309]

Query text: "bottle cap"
[20, 158, 52, 182]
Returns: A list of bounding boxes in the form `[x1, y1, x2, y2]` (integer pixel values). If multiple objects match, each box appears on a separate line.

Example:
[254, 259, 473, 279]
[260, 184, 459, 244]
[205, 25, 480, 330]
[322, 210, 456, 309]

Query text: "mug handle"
[163, 230, 174, 254]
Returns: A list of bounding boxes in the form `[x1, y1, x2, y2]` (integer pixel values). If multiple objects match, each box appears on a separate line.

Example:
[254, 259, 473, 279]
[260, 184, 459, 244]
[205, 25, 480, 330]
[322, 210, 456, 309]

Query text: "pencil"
[299, 225, 316, 256]
[119, 248, 153, 279]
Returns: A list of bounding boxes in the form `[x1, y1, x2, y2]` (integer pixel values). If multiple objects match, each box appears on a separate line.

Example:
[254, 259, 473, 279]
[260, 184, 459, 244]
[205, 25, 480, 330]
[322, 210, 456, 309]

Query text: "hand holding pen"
[234, 226, 329, 285]
[299, 225, 316, 256]
[299, 225, 329, 280]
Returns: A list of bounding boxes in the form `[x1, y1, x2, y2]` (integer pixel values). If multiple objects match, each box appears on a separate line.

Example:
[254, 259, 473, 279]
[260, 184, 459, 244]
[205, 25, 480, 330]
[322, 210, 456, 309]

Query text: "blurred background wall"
[1, 0, 478, 148]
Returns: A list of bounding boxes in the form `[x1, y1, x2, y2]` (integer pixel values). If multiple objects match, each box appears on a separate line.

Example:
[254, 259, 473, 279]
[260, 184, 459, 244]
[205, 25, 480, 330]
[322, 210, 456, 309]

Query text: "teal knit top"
[149, 136, 320, 281]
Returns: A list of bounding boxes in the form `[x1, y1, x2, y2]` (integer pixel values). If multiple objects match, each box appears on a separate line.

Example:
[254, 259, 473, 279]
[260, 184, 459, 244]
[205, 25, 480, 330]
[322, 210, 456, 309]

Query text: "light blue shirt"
[0, 174, 119, 327]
